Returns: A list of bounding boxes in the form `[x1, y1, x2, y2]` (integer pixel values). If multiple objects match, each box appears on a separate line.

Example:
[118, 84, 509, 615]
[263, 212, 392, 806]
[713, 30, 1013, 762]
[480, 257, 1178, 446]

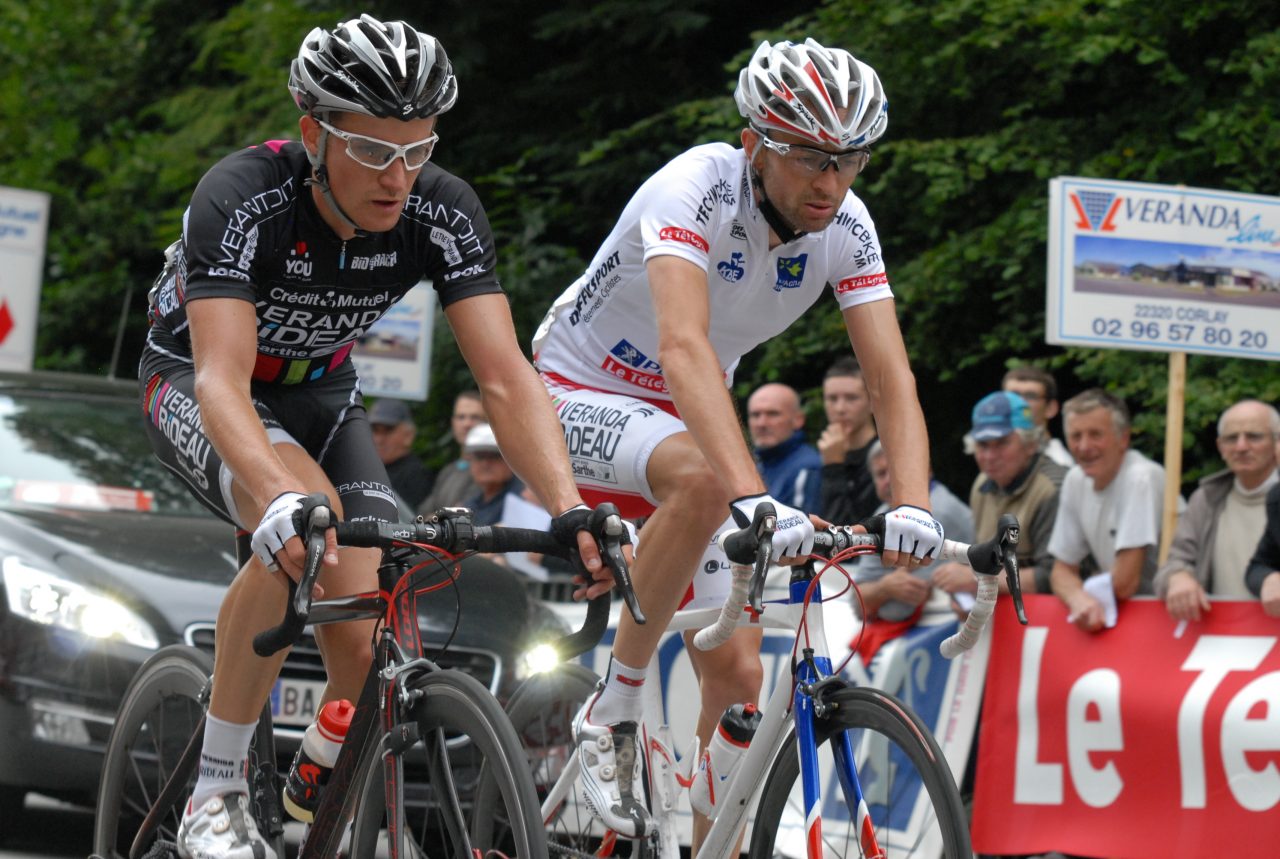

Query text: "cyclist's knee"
[652, 459, 732, 522]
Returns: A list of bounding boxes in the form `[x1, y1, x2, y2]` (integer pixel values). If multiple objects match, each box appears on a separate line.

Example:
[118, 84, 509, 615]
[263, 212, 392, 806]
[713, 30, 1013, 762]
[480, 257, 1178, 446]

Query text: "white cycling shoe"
[177, 792, 278, 859]
[572, 694, 654, 838]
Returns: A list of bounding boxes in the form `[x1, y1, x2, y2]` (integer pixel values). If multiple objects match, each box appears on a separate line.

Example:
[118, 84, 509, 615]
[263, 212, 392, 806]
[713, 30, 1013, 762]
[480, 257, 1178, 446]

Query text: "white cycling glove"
[250, 491, 307, 570]
[730, 493, 815, 558]
[883, 504, 944, 561]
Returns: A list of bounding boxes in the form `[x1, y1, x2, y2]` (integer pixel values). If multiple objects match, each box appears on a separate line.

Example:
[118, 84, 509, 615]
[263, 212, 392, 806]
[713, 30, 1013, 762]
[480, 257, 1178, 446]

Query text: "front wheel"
[349, 668, 547, 859]
[749, 686, 971, 859]
[92, 645, 282, 859]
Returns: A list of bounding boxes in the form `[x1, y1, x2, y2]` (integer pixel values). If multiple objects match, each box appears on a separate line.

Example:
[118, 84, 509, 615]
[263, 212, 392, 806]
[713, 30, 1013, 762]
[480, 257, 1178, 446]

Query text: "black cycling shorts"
[139, 349, 399, 530]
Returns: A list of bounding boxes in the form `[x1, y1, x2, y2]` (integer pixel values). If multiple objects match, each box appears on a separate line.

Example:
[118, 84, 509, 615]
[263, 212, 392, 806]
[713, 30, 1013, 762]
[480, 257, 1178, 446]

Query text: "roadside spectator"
[418, 390, 485, 516]
[933, 391, 1068, 607]
[1247, 481, 1280, 617]
[1003, 365, 1073, 467]
[368, 398, 435, 513]
[852, 441, 974, 662]
[747, 382, 822, 512]
[819, 357, 879, 525]
[458, 423, 526, 526]
[1156, 400, 1280, 621]
[1049, 389, 1167, 633]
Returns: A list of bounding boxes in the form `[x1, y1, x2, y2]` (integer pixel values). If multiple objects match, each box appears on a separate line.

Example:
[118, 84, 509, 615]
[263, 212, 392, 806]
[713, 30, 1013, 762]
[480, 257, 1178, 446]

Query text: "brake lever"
[591, 503, 645, 625]
[995, 513, 1027, 624]
[747, 512, 777, 615]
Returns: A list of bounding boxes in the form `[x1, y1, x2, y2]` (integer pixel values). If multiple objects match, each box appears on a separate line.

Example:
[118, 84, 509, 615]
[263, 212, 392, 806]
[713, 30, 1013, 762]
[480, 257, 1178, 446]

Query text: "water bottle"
[283, 698, 354, 823]
[689, 702, 761, 818]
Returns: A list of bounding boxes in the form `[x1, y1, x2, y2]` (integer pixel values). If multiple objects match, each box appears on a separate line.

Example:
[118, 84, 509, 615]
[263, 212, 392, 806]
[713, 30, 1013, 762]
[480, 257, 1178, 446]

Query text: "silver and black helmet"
[288, 14, 457, 119]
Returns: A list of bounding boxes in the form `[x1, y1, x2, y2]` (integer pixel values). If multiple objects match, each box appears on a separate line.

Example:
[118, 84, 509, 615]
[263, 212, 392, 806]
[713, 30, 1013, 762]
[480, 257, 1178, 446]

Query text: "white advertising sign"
[0, 185, 52, 371]
[350, 279, 436, 399]
[1047, 176, 1280, 361]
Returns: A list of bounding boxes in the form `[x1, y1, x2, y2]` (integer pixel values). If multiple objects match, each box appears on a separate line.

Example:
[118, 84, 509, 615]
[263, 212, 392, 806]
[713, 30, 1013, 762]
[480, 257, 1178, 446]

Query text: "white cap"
[463, 423, 500, 454]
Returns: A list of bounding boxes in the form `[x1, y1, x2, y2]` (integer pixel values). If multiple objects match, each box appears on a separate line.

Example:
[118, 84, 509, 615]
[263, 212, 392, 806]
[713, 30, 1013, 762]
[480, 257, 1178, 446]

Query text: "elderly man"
[1049, 389, 1168, 633]
[746, 382, 822, 512]
[458, 423, 526, 526]
[933, 391, 1068, 605]
[1156, 399, 1280, 620]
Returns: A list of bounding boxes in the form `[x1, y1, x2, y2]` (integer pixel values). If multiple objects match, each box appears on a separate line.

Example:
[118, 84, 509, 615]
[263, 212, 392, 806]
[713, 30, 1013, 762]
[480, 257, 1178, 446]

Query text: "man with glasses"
[1003, 364, 1074, 466]
[531, 38, 942, 843]
[139, 15, 607, 859]
[1156, 399, 1280, 620]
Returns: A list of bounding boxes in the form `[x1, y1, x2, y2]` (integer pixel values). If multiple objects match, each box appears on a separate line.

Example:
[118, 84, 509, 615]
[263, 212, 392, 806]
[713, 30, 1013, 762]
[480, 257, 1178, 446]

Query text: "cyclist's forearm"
[194, 372, 297, 510]
[842, 301, 930, 509]
[661, 335, 763, 498]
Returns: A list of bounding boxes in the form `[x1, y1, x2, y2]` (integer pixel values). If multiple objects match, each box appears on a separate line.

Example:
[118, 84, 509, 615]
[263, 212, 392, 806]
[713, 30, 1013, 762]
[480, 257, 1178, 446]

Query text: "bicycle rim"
[749, 686, 971, 859]
[92, 645, 281, 859]
[350, 668, 546, 859]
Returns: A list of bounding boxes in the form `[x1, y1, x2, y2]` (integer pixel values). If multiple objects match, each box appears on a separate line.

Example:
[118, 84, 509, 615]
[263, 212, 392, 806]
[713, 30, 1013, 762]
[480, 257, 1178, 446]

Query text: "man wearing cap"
[933, 391, 1068, 605]
[368, 398, 435, 512]
[459, 423, 527, 526]
[1049, 388, 1168, 633]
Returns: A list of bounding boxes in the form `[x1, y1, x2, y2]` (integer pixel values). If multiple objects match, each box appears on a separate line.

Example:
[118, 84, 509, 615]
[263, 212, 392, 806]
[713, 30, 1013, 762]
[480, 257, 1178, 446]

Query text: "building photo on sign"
[1047, 177, 1280, 362]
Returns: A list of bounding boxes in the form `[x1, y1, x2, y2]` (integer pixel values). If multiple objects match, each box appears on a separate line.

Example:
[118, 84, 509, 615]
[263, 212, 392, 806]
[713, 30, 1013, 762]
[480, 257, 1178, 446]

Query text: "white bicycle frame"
[539, 528, 1005, 858]
[539, 566, 844, 859]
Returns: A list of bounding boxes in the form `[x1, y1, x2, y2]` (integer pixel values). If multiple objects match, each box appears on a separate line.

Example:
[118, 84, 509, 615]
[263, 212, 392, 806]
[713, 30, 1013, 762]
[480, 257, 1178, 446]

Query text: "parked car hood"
[0, 505, 236, 638]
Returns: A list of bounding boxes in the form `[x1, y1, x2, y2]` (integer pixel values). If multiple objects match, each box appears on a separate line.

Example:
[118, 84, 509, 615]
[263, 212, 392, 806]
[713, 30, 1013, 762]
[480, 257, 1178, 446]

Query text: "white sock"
[586, 655, 646, 726]
[189, 713, 257, 812]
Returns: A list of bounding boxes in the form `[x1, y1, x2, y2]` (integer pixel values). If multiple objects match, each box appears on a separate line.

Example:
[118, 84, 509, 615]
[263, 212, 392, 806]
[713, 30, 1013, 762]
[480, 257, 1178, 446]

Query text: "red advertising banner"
[972, 595, 1280, 858]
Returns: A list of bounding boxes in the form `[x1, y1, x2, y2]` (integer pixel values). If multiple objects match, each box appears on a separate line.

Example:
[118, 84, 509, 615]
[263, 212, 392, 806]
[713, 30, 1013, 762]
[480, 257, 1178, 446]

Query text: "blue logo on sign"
[716, 252, 745, 282]
[775, 254, 808, 291]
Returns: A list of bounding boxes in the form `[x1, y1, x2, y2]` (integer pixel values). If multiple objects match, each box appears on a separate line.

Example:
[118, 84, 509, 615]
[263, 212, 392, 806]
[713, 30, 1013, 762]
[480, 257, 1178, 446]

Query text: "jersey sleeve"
[180, 150, 287, 305]
[636, 151, 722, 272]
[406, 170, 503, 309]
[827, 197, 893, 311]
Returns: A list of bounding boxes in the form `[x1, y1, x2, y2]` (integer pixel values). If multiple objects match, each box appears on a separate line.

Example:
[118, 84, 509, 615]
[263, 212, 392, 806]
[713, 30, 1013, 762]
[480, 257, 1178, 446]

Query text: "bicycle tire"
[488, 664, 657, 858]
[92, 645, 283, 859]
[749, 685, 970, 859]
[348, 667, 547, 859]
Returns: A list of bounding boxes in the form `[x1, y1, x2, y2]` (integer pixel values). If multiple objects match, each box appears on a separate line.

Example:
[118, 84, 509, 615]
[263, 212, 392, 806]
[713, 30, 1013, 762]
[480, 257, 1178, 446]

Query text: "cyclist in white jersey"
[531, 38, 945, 843]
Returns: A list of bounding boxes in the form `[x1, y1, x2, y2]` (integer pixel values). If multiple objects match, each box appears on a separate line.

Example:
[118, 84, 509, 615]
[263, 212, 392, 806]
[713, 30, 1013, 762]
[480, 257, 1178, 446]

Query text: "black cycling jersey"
[145, 139, 502, 384]
[139, 139, 504, 529]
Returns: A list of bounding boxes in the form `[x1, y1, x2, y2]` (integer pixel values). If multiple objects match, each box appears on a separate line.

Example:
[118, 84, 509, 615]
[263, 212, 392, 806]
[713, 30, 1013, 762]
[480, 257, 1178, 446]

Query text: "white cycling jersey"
[532, 142, 893, 398]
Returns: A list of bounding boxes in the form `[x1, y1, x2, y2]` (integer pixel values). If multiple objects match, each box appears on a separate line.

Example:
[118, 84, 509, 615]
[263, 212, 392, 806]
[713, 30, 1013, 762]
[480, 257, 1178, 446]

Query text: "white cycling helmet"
[735, 38, 887, 148]
[289, 14, 457, 120]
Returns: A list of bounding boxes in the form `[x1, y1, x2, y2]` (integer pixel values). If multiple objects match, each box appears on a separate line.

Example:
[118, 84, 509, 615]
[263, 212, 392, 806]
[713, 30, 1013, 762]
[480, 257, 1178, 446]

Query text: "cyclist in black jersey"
[139, 14, 607, 859]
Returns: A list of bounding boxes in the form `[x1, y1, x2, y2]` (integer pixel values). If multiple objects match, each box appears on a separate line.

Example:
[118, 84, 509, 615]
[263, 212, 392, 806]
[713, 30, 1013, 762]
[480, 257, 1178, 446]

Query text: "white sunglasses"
[316, 118, 439, 171]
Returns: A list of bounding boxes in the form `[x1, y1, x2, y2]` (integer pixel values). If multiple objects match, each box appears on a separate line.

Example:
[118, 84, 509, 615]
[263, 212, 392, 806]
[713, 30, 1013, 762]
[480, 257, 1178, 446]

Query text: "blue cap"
[970, 391, 1034, 441]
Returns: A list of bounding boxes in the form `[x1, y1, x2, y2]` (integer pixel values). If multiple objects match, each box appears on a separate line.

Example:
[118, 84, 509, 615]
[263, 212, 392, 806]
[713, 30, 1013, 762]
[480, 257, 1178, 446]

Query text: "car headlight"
[517, 642, 564, 680]
[2, 556, 160, 649]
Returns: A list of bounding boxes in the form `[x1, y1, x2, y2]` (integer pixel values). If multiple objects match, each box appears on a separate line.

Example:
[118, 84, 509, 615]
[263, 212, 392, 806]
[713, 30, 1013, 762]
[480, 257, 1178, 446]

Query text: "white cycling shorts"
[544, 376, 734, 610]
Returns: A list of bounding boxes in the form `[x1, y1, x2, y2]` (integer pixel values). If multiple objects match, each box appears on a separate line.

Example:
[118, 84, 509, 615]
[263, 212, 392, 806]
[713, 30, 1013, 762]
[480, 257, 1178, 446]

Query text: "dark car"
[0, 370, 564, 839]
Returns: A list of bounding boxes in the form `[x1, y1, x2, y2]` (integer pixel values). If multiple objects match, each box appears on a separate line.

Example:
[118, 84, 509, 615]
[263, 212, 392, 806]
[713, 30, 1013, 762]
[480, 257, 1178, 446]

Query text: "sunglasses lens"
[348, 137, 397, 168]
[404, 140, 435, 169]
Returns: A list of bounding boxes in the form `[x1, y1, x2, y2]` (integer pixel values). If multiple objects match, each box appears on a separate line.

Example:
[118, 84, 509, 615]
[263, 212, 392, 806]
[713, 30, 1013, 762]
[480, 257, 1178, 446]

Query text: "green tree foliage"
[3, 0, 1277, 488]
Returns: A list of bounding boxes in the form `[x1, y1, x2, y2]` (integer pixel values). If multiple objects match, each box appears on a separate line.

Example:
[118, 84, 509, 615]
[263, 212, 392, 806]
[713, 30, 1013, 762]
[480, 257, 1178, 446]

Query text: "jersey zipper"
[339, 241, 347, 270]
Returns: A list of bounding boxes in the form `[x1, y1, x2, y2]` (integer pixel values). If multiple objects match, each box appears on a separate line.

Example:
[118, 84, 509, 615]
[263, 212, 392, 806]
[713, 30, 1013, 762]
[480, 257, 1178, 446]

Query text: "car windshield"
[0, 390, 212, 517]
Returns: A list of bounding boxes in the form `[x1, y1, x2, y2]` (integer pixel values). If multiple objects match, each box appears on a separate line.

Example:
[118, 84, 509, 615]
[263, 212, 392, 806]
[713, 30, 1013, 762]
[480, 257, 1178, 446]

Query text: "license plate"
[270, 677, 328, 727]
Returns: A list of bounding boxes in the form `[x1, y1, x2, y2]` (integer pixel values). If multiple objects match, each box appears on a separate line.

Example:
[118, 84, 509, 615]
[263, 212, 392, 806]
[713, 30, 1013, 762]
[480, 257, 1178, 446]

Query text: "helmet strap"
[304, 125, 368, 238]
[749, 167, 806, 245]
